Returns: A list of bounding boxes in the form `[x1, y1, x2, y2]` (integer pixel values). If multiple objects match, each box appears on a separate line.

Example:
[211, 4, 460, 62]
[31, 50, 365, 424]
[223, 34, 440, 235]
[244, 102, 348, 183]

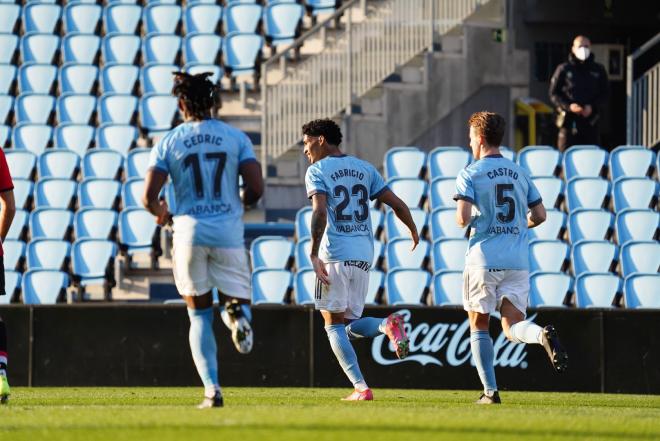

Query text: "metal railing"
[260, 0, 487, 168]
[626, 32, 660, 148]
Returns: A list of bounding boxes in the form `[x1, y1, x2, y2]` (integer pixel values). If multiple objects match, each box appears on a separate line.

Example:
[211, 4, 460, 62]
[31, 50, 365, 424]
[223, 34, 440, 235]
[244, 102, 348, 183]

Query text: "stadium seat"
[263, 2, 304, 50]
[531, 176, 564, 209]
[0, 64, 16, 94]
[54, 124, 94, 156]
[16, 94, 54, 124]
[184, 34, 221, 65]
[609, 146, 656, 180]
[12, 178, 33, 210]
[571, 240, 617, 276]
[21, 269, 69, 304]
[26, 238, 70, 271]
[386, 238, 429, 270]
[12, 123, 52, 154]
[386, 268, 430, 305]
[0, 95, 12, 124]
[529, 239, 569, 273]
[126, 148, 151, 179]
[612, 177, 658, 212]
[294, 238, 311, 269]
[568, 209, 613, 243]
[57, 94, 96, 125]
[372, 239, 384, 268]
[71, 238, 117, 288]
[38, 149, 80, 179]
[140, 64, 178, 95]
[430, 207, 467, 240]
[78, 178, 121, 209]
[295, 206, 312, 240]
[18, 63, 57, 94]
[427, 147, 471, 179]
[251, 268, 291, 304]
[432, 270, 463, 306]
[500, 146, 516, 162]
[103, 4, 142, 34]
[142, 34, 181, 64]
[143, 4, 181, 35]
[61, 33, 100, 64]
[369, 209, 383, 238]
[102, 34, 140, 64]
[386, 178, 427, 209]
[5, 150, 36, 180]
[222, 32, 263, 81]
[365, 269, 384, 305]
[101, 64, 139, 94]
[4, 239, 25, 272]
[22, 3, 61, 33]
[293, 268, 315, 305]
[529, 271, 572, 307]
[29, 208, 73, 240]
[615, 209, 659, 244]
[624, 274, 660, 309]
[121, 178, 144, 209]
[562, 145, 608, 180]
[74, 208, 118, 240]
[1, 270, 20, 304]
[20, 33, 60, 64]
[250, 236, 293, 270]
[0, 4, 20, 34]
[82, 149, 123, 179]
[429, 178, 457, 209]
[517, 145, 561, 177]
[98, 94, 138, 125]
[185, 63, 223, 84]
[0, 125, 9, 147]
[565, 177, 610, 211]
[431, 238, 467, 272]
[58, 64, 98, 94]
[184, 3, 222, 34]
[224, 3, 262, 34]
[620, 241, 660, 277]
[34, 178, 77, 209]
[96, 124, 137, 155]
[63, 2, 101, 33]
[139, 94, 177, 134]
[7, 209, 28, 240]
[385, 207, 427, 240]
[0, 34, 18, 64]
[306, 0, 339, 16]
[118, 207, 159, 256]
[575, 273, 621, 308]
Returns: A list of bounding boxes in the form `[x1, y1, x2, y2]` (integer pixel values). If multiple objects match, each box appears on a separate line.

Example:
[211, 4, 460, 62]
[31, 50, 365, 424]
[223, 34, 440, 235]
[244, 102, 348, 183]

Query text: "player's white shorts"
[315, 260, 370, 320]
[462, 267, 529, 316]
[172, 245, 251, 299]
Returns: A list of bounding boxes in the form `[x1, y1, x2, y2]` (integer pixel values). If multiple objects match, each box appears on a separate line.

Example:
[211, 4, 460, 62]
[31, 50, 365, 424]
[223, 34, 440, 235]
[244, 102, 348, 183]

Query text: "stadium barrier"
[0, 305, 658, 394]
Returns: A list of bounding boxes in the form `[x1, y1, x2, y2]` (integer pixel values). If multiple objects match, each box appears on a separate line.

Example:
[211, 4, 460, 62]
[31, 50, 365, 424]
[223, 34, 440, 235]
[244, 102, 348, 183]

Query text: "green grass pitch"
[1, 388, 659, 440]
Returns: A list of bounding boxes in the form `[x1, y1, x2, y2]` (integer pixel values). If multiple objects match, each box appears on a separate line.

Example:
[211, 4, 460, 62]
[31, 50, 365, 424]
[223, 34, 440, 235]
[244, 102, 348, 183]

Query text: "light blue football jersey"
[149, 119, 257, 248]
[454, 154, 542, 270]
[305, 155, 388, 263]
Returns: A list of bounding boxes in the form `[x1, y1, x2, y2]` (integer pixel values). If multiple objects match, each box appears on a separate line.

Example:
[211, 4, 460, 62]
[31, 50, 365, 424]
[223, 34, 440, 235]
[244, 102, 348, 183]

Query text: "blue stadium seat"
[386, 178, 427, 209]
[432, 270, 462, 306]
[529, 239, 569, 273]
[119, 207, 159, 255]
[0, 94, 12, 124]
[263, 2, 304, 50]
[517, 145, 561, 177]
[384, 147, 426, 179]
[386, 268, 430, 305]
[16, 94, 54, 125]
[431, 238, 467, 272]
[430, 207, 467, 240]
[20, 33, 60, 64]
[26, 238, 70, 270]
[12, 178, 33, 210]
[22, 3, 61, 33]
[3, 239, 25, 271]
[7, 209, 28, 240]
[38, 149, 80, 179]
[0, 64, 16, 94]
[222, 32, 263, 80]
[385, 207, 427, 240]
[184, 33, 221, 65]
[82, 149, 123, 179]
[102, 34, 140, 64]
[5, 150, 36, 179]
[57, 94, 96, 125]
[1, 270, 20, 304]
[615, 209, 659, 245]
[34, 178, 77, 209]
[143, 4, 181, 35]
[612, 177, 658, 212]
[252, 268, 291, 304]
[0, 34, 18, 64]
[609, 146, 656, 180]
[0, 125, 9, 147]
[126, 148, 151, 178]
[294, 237, 311, 269]
[529, 271, 572, 307]
[78, 178, 121, 209]
[63, 2, 101, 33]
[96, 124, 137, 155]
[562, 145, 608, 180]
[366, 270, 384, 305]
[575, 273, 621, 308]
[98, 94, 138, 125]
[531, 176, 564, 209]
[427, 147, 471, 179]
[101, 64, 139, 94]
[140, 64, 178, 95]
[142, 33, 181, 64]
[0, 4, 20, 34]
[372, 239, 384, 268]
[620, 240, 659, 278]
[140, 94, 177, 134]
[224, 3, 262, 33]
[184, 3, 222, 34]
[74, 208, 118, 240]
[571, 240, 617, 276]
[370, 208, 384, 237]
[306, 0, 338, 16]
[500, 146, 516, 162]
[565, 177, 610, 211]
[386, 238, 429, 270]
[29, 207, 73, 239]
[295, 206, 311, 240]
[429, 178, 456, 209]
[103, 4, 142, 34]
[624, 274, 660, 309]
[54, 124, 94, 156]
[121, 177, 144, 209]
[18, 63, 57, 94]
[250, 235, 293, 270]
[58, 64, 98, 94]
[185, 63, 223, 84]
[21, 269, 69, 304]
[568, 209, 613, 243]
[12, 123, 52, 154]
[71, 238, 117, 287]
[61, 33, 100, 64]
[293, 268, 315, 305]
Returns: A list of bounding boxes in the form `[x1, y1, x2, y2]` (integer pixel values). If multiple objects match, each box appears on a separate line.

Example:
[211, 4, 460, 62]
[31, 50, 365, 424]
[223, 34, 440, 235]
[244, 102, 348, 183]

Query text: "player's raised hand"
[409, 229, 419, 251]
[311, 255, 330, 285]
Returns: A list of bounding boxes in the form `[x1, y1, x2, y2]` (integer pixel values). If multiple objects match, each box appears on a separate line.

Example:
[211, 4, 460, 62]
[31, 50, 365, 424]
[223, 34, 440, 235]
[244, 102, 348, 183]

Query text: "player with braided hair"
[143, 72, 263, 408]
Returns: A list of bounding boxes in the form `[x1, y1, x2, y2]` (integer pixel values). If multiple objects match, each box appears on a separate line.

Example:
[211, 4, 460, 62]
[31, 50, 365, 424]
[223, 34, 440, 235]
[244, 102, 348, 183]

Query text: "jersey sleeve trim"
[453, 194, 475, 204]
[239, 158, 258, 166]
[0, 186, 14, 193]
[148, 166, 169, 176]
[307, 189, 327, 199]
[370, 185, 389, 200]
[528, 197, 543, 208]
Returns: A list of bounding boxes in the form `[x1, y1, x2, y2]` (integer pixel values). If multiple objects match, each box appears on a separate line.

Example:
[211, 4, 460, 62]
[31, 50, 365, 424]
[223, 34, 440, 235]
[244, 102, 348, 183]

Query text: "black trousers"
[557, 116, 600, 151]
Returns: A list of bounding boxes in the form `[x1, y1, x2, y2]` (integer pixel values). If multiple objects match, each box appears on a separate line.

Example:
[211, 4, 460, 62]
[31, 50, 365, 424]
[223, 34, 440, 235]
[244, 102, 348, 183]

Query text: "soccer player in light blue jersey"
[302, 119, 419, 401]
[143, 72, 263, 408]
[454, 111, 568, 404]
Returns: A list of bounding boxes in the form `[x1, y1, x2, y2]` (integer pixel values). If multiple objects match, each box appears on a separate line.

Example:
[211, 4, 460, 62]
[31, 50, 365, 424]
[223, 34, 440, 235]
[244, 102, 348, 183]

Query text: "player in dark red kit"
[0, 147, 15, 404]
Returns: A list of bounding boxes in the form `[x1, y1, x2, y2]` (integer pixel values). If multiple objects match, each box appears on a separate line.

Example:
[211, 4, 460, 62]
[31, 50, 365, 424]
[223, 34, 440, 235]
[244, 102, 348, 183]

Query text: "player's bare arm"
[0, 190, 15, 241]
[455, 199, 473, 228]
[142, 169, 170, 226]
[239, 161, 264, 206]
[527, 202, 547, 229]
[378, 189, 419, 250]
[310, 193, 330, 285]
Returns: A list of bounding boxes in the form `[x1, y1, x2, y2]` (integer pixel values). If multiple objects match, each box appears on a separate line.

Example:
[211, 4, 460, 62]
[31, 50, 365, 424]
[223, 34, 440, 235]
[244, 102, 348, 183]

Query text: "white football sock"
[508, 321, 543, 345]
